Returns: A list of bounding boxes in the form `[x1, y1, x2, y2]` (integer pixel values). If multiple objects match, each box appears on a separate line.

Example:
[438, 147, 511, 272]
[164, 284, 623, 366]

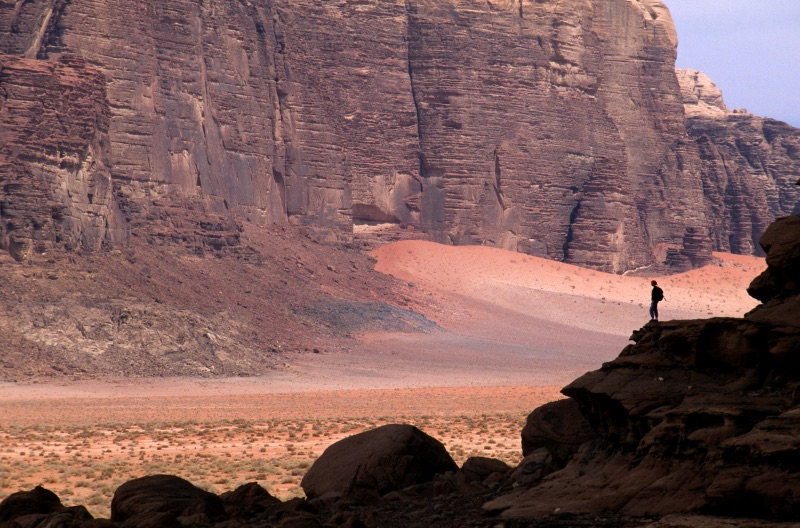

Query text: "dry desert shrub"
[0, 413, 524, 518]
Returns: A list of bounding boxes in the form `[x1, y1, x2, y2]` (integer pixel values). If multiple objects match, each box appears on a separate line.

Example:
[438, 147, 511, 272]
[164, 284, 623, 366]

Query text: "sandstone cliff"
[678, 69, 800, 257]
[0, 53, 127, 261]
[3, 0, 795, 273]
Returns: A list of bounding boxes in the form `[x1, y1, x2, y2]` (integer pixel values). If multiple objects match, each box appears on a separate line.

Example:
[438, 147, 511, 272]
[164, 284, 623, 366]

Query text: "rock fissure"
[405, 0, 424, 185]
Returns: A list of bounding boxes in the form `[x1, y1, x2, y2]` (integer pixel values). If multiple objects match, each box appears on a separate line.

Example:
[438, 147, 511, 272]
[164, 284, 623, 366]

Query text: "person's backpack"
[653, 287, 664, 301]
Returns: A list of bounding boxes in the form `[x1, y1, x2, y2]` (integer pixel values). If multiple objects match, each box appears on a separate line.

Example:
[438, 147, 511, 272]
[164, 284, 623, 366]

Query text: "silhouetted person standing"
[650, 280, 665, 321]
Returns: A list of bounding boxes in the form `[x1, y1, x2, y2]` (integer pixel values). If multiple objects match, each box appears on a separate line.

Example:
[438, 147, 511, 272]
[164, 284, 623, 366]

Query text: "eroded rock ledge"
[490, 214, 800, 522]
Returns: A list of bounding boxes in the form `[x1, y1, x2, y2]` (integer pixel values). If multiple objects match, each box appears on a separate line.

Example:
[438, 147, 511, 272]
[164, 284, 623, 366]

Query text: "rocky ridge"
[1, 0, 797, 274]
[1, 214, 797, 525]
[486, 214, 800, 522]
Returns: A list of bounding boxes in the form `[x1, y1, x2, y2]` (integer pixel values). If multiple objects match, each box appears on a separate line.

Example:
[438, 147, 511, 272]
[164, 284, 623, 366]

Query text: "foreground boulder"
[0, 487, 95, 528]
[110, 475, 226, 525]
[521, 398, 596, 465]
[219, 482, 282, 518]
[0, 487, 65, 525]
[301, 424, 458, 501]
[458, 457, 512, 484]
[487, 215, 800, 521]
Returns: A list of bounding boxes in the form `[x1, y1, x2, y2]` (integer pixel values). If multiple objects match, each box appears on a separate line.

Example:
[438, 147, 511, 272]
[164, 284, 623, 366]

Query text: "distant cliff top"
[676, 68, 729, 118]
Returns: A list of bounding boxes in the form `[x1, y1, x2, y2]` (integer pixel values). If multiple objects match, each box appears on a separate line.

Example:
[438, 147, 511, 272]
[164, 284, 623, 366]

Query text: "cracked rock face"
[678, 69, 800, 258]
[1, 1, 798, 272]
[0, 53, 127, 261]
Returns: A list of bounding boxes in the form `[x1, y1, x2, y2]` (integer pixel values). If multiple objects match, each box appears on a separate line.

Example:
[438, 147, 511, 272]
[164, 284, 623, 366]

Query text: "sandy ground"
[0, 242, 763, 415]
[0, 241, 765, 515]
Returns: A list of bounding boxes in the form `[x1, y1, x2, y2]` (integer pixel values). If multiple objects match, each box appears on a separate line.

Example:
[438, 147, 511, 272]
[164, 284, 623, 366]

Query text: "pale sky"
[665, 0, 800, 127]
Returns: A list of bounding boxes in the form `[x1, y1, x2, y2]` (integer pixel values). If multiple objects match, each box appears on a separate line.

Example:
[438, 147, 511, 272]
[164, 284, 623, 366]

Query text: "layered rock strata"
[0, 53, 126, 261]
[3, 1, 795, 272]
[678, 69, 800, 256]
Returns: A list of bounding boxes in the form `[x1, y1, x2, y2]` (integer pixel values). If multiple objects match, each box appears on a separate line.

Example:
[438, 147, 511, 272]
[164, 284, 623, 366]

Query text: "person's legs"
[649, 301, 658, 321]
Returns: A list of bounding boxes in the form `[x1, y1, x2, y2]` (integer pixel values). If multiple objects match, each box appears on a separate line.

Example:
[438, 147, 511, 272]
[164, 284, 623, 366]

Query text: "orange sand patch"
[0, 383, 561, 426]
[374, 241, 763, 328]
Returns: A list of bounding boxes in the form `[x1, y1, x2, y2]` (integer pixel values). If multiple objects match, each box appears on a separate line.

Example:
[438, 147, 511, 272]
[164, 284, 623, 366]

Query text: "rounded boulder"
[110, 474, 226, 523]
[521, 398, 595, 464]
[301, 424, 457, 500]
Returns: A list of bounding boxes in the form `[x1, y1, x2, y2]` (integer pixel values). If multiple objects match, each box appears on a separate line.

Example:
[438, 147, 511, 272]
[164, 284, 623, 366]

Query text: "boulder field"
[1, 214, 798, 526]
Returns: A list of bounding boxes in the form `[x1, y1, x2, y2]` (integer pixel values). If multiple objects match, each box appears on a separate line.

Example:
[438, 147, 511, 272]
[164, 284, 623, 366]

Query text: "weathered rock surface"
[300, 424, 458, 500]
[2, 1, 796, 273]
[678, 69, 800, 257]
[110, 475, 225, 525]
[486, 214, 800, 522]
[521, 398, 595, 464]
[0, 53, 127, 262]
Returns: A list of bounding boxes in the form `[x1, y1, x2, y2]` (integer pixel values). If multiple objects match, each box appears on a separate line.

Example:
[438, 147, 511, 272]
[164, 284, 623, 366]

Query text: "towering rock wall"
[404, 0, 702, 272]
[0, 1, 797, 271]
[678, 69, 800, 256]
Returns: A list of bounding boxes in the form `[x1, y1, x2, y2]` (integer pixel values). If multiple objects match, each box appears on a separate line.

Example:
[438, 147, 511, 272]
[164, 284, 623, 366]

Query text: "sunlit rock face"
[678, 69, 800, 257]
[0, 1, 797, 271]
[0, 53, 127, 261]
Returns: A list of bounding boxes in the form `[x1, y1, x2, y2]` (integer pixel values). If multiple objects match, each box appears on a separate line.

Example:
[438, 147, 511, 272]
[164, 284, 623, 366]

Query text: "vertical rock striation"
[0, 53, 126, 261]
[678, 68, 800, 256]
[0, 1, 797, 270]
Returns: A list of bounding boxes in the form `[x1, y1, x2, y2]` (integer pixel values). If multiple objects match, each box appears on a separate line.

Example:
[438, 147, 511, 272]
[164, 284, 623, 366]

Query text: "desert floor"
[0, 242, 764, 517]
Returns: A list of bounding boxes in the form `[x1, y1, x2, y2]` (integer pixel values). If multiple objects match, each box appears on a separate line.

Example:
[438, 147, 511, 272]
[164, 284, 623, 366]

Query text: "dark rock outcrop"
[110, 475, 226, 525]
[0, 486, 65, 525]
[521, 398, 596, 465]
[458, 457, 512, 484]
[300, 424, 458, 501]
[0, 487, 95, 528]
[1, 1, 796, 273]
[487, 214, 800, 521]
[220, 483, 282, 518]
[747, 215, 800, 303]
